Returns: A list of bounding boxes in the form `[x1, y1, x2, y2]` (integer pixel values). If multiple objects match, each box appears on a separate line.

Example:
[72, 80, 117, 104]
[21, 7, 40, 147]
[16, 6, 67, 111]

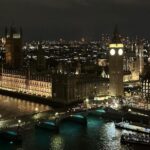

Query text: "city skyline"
[0, 1, 150, 150]
[0, 0, 150, 40]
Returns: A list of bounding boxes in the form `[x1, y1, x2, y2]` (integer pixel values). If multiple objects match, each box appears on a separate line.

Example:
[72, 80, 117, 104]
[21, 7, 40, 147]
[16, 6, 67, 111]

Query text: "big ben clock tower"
[109, 27, 124, 97]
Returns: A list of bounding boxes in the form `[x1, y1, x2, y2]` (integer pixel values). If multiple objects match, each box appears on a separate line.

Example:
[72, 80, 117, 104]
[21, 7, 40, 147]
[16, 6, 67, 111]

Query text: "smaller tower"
[138, 41, 144, 75]
[4, 26, 23, 69]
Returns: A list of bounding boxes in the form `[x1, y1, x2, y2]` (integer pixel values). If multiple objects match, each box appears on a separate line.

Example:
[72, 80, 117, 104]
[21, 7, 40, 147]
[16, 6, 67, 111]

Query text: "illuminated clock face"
[118, 49, 123, 55]
[110, 49, 115, 56]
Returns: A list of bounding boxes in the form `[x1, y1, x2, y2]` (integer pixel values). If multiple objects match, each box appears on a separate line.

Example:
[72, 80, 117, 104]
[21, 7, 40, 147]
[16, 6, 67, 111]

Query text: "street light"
[55, 112, 59, 117]
[18, 119, 21, 125]
[128, 109, 132, 112]
[35, 107, 39, 112]
[85, 98, 90, 109]
[85, 98, 89, 103]
[54, 112, 59, 123]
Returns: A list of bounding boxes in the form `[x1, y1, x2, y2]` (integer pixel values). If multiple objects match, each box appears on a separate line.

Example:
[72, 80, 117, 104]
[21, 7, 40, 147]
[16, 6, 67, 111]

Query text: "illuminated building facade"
[141, 78, 150, 100]
[128, 41, 144, 81]
[0, 70, 52, 98]
[138, 42, 144, 75]
[141, 66, 150, 100]
[0, 70, 108, 104]
[109, 27, 124, 97]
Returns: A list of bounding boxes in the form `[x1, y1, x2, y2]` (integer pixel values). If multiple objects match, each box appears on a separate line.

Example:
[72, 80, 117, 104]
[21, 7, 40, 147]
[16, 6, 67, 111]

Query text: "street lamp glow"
[18, 119, 21, 124]
[55, 112, 59, 117]
[128, 109, 132, 112]
[35, 107, 39, 112]
[85, 98, 89, 103]
[114, 102, 119, 108]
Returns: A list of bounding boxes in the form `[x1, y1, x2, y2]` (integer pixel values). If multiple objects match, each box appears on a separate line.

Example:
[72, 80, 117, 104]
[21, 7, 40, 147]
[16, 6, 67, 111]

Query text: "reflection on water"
[98, 122, 121, 150]
[0, 116, 149, 150]
[50, 135, 64, 150]
[0, 95, 52, 119]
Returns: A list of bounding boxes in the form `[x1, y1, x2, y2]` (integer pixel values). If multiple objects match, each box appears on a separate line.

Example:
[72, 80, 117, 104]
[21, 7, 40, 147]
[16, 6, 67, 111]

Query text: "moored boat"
[115, 122, 150, 134]
[35, 121, 59, 132]
[0, 130, 22, 143]
[121, 133, 150, 146]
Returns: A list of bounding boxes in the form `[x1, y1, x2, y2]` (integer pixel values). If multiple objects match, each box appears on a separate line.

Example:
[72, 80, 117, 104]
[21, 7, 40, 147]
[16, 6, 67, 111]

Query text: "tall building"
[4, 26, 22, 69]
[128, 41, 144, 81]
[141, 65, 150, 104]
[109, 27, 124, 97]
[137, 41, 144, 75]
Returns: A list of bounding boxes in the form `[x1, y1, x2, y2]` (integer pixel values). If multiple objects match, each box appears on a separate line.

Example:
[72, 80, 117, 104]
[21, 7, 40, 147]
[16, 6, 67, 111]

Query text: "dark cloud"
[0, 0, 150, 40]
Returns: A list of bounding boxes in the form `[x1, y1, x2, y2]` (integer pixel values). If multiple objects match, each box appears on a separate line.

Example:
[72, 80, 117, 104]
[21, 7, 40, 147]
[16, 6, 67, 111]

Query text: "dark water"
[0, 116, 149, 150]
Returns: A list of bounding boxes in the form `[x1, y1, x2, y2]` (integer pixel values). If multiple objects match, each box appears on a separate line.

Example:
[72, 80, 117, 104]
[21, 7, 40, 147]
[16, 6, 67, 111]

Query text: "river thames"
[0, 95, 149, 150]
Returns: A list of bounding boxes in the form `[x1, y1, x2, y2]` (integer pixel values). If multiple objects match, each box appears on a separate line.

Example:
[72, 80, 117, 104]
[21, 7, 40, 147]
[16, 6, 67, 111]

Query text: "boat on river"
[115, 122, 150, 134]
[35, 121, 59, 132]
[0, 130, 22, 143]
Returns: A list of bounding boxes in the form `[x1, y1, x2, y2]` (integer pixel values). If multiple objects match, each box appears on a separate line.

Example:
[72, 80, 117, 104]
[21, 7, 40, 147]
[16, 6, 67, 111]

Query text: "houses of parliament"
[0, 26, 146, 104]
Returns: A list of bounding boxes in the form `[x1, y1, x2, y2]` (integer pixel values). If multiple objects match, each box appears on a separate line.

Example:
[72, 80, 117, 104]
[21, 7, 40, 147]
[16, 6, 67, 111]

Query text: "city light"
[55, 112, 59, 117]
[85, 98, 89, 103]
[109, 43, 124, 48]
[128, 109, 132, 112]
[35, 107, 39, 112]
[18, 119, 21, 124]
[0, 0, 150, 149]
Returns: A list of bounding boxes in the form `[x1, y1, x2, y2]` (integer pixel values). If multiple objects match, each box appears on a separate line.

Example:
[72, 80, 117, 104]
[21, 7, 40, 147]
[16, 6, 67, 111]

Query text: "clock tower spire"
[109, 26, 124, 97]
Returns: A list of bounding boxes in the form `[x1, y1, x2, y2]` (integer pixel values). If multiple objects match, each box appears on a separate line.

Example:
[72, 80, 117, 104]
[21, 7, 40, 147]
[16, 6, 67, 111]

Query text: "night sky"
[0, 0, 150, 40]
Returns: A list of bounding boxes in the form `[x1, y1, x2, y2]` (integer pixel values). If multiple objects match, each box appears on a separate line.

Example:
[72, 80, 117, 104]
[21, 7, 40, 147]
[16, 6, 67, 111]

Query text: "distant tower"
[132, 40, 144, 80]
[4, 26, 23, 69]
[109, 26, 124, 97]
[137, 41, 144, 75]
[36, 42, 46, 71]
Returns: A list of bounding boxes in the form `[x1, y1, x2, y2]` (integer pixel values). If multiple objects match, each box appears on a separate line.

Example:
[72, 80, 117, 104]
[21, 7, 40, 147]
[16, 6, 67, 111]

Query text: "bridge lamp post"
[85, 98, 89, 103]
[128, 109, 132, 112]
[85, 98, 90, 109]
[55, 112, 59, 117]
[54, 112, 59, 124]
[18, 119, 21, 126]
